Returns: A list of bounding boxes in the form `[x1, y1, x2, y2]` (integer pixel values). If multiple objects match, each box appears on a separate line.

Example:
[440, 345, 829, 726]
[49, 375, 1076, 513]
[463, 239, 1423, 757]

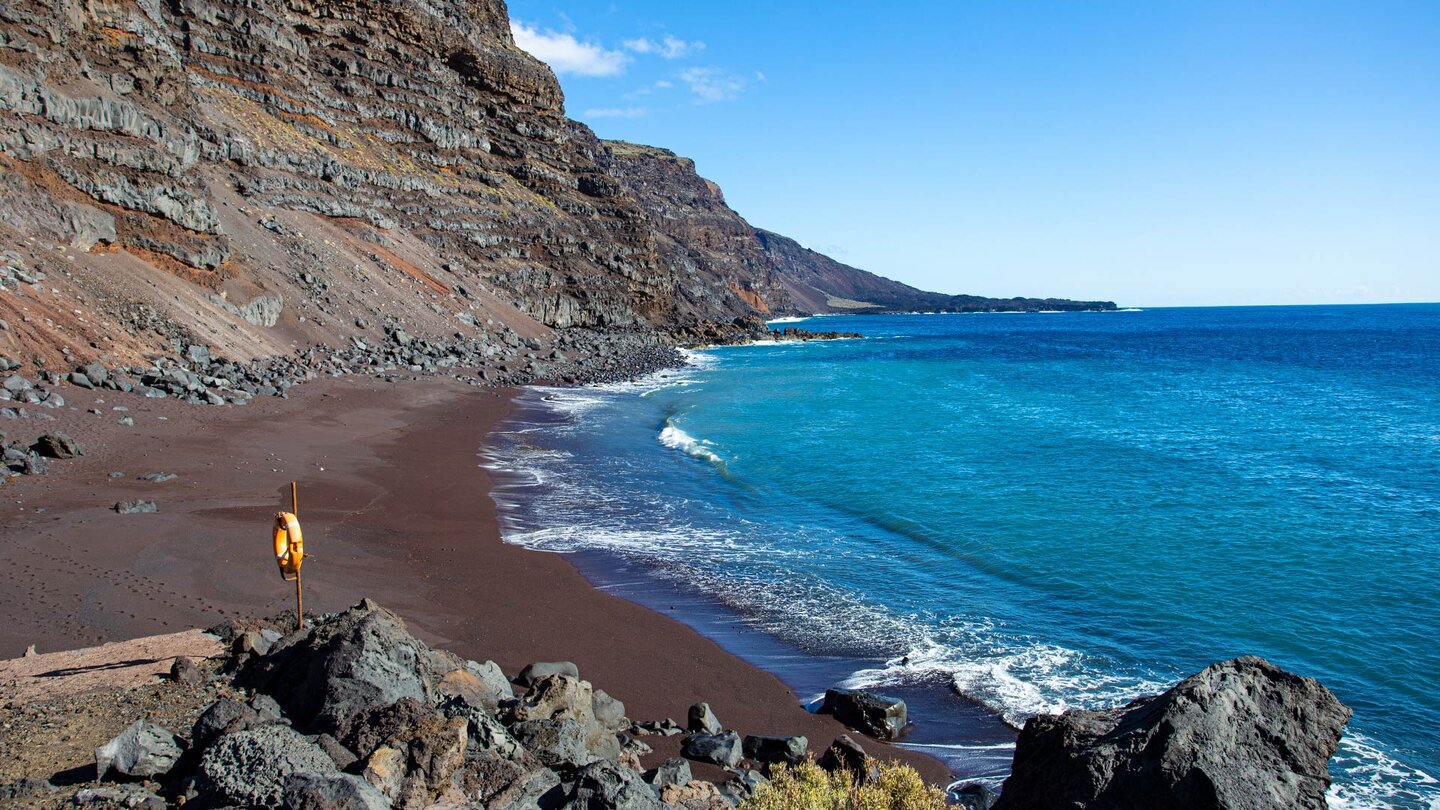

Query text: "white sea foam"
[1325, 733, 1440, 810]
[485, 363, 1439, 810]
[658, 420, 725, 466]
[766, 316, 812, 324]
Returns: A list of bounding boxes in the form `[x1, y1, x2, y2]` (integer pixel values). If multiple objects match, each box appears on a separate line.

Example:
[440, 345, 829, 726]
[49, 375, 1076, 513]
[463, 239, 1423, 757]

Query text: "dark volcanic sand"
[0, 376, 949, 783]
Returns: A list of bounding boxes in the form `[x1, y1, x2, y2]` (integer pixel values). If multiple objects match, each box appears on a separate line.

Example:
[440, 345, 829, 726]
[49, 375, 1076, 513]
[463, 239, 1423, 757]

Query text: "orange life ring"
[273, 511, 304, 581]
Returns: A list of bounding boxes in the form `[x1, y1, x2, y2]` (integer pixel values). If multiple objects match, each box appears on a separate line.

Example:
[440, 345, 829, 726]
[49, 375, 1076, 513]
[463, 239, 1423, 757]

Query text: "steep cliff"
[0, 0, 1109, 372]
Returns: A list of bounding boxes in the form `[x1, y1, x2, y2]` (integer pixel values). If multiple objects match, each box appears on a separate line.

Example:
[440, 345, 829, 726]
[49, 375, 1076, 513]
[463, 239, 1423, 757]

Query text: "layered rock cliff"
[0, 0, 1111, 372]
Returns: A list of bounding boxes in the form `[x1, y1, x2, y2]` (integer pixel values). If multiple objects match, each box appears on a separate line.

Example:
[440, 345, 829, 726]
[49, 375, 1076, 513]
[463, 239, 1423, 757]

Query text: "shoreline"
[487, 383, 1019, 787]
[0, 374, 951, 785]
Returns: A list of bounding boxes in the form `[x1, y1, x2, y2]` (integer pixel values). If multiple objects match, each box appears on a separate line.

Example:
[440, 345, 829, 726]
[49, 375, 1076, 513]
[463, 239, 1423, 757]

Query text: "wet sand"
[0, 376, 949, 783]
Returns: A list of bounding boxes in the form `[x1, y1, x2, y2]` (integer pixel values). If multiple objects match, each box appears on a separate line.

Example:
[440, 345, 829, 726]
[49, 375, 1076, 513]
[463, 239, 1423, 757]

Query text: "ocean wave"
[658, 418, 726, 466]
[1326, 733, 1440, 810]
[840, 637, 1170, 730]
[486, 351, 1440, 810]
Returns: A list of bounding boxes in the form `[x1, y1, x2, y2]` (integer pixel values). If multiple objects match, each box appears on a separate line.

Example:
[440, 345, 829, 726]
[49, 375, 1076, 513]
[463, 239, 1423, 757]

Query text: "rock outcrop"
[0, 0, 1112, 381]
[993, 656, 1351, 810]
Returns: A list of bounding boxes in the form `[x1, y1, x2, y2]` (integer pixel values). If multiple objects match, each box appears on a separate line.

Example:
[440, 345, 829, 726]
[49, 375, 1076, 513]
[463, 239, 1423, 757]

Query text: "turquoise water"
[488, 306, 1440, 808]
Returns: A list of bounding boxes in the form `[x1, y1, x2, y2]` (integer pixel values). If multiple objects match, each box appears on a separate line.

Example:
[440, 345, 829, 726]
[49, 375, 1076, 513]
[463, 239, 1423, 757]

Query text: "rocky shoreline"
[0, 598, 1351, 810]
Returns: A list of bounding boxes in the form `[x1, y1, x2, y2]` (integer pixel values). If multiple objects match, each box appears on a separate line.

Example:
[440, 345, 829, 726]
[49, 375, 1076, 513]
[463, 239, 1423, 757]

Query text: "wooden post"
[292, 481, 303, 631]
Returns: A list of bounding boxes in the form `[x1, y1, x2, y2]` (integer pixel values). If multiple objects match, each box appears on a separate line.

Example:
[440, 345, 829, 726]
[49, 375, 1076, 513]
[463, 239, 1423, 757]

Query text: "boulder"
[196, 725, 336, 808]
[509, 674, 621, 763]
[336, 697, 436, 760]
[113, 500, 157, 514]
[742, 735, 808, 767]
[435, 660, 512, 712]
[31, 432, 80, 459]
[358, 713, 468, 808]
[169, 656, 203, 685]
[680, 731, 743, 768]
[717, 769, 768, 805]
[993, 656, 1351, 810]
[510, 718, 597, 771]
[283, 772, 391, 810]
[516, 660, 579, 687]
[660, 779, 731, 810]
[817, 689, 908, 740]
[192, 698, 266, 748]
[449, 733, 561, 810]
[567, 760, 668, 810]
[236, 599, 462, 736]
[592, 688, 627, 731]
[510, 674, 596, 725]
[94, 721, 183, 779]
[817, 735, 872, 781]
[644, 757, 692, 789]
[687, 702, 722, 734]
[440, 696, 527, 761]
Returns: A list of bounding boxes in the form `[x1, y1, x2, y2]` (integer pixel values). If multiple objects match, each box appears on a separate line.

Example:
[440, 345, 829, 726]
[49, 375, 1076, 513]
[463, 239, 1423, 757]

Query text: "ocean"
[486, 305, 1440, 809]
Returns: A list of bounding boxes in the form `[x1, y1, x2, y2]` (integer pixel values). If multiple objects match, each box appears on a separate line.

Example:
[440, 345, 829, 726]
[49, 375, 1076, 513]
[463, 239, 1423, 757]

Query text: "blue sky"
[506, 2, 1439, 307]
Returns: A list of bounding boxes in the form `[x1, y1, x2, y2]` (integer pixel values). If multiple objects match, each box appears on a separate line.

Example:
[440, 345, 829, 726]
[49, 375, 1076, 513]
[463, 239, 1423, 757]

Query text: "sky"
[505, 1, 1440, 307]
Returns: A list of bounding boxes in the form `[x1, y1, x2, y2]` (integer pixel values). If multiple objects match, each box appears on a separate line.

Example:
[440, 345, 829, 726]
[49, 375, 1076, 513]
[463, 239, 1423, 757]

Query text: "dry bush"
[741, 759, 947, 810]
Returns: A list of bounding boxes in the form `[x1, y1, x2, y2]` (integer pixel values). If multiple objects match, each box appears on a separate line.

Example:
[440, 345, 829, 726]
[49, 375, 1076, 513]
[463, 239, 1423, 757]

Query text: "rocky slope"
[756, 230, 1116, 314]
[0, 0, 1110, 379]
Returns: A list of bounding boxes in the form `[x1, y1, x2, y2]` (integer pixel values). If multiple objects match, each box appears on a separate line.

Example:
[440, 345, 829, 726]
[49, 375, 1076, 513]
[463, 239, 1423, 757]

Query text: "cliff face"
[0, 0, 1108, 370]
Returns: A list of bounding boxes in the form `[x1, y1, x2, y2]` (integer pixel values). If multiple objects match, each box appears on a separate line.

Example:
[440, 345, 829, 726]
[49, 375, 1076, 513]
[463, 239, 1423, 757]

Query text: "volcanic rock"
[680, 731, 743, 768]
[742, 735, 808, 767]
[196, 725, 336, 808]
[94, 721, 183, 780]
[817, 689, 908, 740]
[31, 432, 81, 459]
[992, 656, 1350, 810]
[687, 702, 722, 734]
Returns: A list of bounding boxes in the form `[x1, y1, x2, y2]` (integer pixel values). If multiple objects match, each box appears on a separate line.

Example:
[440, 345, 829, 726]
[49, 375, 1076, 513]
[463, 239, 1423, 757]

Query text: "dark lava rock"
[644, 757, 692, 789]
[568, 760, 668, 810]
[817, 735, 872, 781]
[283, 772, 390, 810]
[742, 735, 808, 767]
[817, 688, 908, 740]
[516, 661, 580, 687]
[192, 698, 267, 749]
[993, 656, 1351, 810]
[687, 702, 721, 734]
[236, 598, 461, 736]
[510, 718, 596, 771]
[31, 432, 80, 459]
[335, 696, 435, 760]
[718, 769, 768, 805]
[680, 731, 743, 768]
[113, 500, 157, 514]
[169, 656, 203, 685]
[196, 725, 336, 808]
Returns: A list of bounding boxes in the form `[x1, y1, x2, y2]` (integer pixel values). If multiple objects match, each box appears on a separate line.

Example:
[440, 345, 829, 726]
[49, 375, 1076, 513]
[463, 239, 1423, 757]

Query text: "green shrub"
[741, 759, 947, 810]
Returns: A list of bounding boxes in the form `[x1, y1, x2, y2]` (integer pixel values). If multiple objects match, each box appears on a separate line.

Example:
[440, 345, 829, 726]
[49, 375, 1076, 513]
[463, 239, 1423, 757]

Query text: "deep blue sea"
[487, 305, 1440, 809]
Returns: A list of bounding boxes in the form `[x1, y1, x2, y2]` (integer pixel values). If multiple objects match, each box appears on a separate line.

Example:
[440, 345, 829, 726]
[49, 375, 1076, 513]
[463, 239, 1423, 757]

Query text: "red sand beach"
[0, 377, 948, 783]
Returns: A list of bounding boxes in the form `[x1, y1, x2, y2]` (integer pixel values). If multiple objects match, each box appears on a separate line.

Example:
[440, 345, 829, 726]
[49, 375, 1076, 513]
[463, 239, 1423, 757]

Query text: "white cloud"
[584, 107, 649, 119]
[623, 35, 705, 59]
[510, 21, 629, 77]
[679, 67, 747, 102]
[624, 79, 676, 100]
